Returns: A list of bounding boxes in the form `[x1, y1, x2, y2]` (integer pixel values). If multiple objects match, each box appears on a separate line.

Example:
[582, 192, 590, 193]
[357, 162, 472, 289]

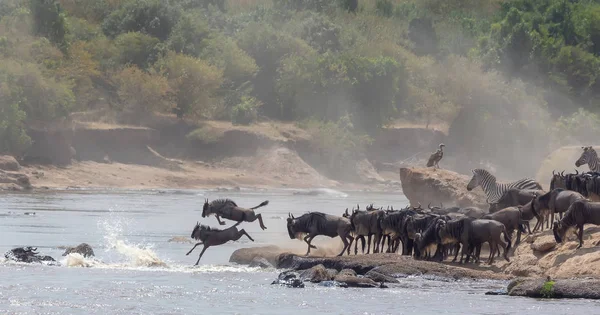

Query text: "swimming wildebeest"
[287, 212, 353, 256]
[202, 198, 269, 230]
[186, 221, 255, 265]
[553, 200, 600, 249]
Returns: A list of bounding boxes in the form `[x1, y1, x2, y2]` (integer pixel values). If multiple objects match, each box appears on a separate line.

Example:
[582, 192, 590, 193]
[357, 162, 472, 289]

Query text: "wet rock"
[249, 257, 274, 269]
[271, 271, 305, 288]
[485, 289, 508, 296]
[62, 243, 95, 258]
[298, 264, 336, 282]
[318, 281, 348, 288]
[229, 246, 285, 267]
[365, 270, 400, 283]
[0, 156, 20, 171]
[4, 247, 59, 265]
[0, 170, 32, 190]
[276, 254, 374, 274]
[334, 274, 386, 288]
[508, 278, 600, 299]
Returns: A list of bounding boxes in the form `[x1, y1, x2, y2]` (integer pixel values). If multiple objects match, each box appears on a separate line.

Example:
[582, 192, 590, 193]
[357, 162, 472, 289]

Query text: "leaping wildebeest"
[186, 221, 255, 265]
[287, 212, 353, 257]
[202, 198, 269, 230]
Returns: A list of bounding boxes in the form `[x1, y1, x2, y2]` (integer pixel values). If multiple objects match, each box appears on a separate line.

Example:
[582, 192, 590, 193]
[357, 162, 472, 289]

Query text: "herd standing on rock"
[185, 145, 600, 266]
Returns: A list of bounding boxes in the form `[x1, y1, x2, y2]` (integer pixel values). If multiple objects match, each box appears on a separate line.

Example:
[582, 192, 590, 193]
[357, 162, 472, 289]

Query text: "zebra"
[466, 169, 543, 204]
[575, 146, 600, 172]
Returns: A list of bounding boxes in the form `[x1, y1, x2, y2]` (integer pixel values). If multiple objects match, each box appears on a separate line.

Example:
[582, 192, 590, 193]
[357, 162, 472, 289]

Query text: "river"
[0, 188, 597, 314]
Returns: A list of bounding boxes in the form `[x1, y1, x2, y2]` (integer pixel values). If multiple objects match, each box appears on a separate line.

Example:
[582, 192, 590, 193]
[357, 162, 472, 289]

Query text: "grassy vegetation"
[540, 280, 556, 298]
[1, 0, 599, 169]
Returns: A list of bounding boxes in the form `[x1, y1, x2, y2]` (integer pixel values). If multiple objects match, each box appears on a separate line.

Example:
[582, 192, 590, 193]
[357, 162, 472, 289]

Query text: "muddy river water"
[0, 189, 597, 314]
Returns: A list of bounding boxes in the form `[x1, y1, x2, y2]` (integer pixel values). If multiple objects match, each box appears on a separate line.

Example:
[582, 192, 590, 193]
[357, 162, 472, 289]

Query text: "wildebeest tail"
[251, 200, 269, 209]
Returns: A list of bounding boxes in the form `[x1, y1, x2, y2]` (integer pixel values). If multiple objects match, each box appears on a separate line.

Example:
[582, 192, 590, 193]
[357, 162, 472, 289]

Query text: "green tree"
[101, 0, 180, 40]
[29, 0, 69, 52]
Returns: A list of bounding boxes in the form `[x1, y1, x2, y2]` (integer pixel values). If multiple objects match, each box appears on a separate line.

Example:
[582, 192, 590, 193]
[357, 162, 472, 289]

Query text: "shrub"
[112, 65, 173, 115]
[167, 12, 212, 57]
[230, 96, 262, 125]
[375, 0, 394, 18]
[114, 32, 161, 69]
[0, 59, 74, 121]
[0, 102, 31, 155]
[554, 108, 600, 145]
[156, 52, 224, 118]
[101, 0, 181, 40]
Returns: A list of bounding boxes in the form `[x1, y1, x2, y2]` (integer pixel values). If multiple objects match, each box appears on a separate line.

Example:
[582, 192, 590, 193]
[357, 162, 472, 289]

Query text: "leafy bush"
[230, 96, 262, 125]
[554, 108, 600, 145]
[156, 52, 224, 118]
[0, 59, 74, 121]
[112, 65, 173, 115]
[0, 102, 31, 155]
[167, 12, 212, 57]
[375, 0, 394, 18]
[114, 32, 161, 69]
[101, 0, 181, 40]
[186, 124, 224, 143]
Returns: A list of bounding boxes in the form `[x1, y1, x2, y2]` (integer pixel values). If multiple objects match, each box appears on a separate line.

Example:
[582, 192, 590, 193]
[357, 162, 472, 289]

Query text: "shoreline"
[14, 160, 401, 194]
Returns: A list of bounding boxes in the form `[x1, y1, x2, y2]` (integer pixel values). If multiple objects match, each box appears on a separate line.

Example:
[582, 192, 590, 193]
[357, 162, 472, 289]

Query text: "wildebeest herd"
[187, 146, 600, 266]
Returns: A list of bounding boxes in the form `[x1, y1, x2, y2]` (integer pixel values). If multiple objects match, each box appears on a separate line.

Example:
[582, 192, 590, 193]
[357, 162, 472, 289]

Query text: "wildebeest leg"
[194, 245, 209, 265]
[373, 234, 381, 254]
[186, 242, 204, 256]
[577, 225, 584, 249]
[346, 235, 354, 255]
[304, 234, 317, 256]
[236, 229, 255, 242]
[338, 234, 351, 257]
[303, 235, 317, 249]
[366, 235, 372, 254]
[215, 215, 227, 226]
[256, 213, 267, 230]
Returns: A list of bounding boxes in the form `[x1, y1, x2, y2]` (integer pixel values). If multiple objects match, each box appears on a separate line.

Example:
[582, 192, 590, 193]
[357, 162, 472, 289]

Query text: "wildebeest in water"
[202, 198, 269, 230]
[186, 221, 255, 265]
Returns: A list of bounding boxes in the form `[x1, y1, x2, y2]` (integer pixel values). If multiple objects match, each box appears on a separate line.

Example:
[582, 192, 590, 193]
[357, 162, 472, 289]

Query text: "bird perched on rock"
[426, 143, 445, 169]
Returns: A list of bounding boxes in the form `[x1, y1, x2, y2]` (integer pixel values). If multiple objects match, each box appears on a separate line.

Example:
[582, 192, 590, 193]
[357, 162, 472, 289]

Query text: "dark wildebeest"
[186, 221, 255, 265]
[349, 209, 384, 254]
[488, 188, 543, 213]
[378, 208, 416, 254]
[545, 188, 586, 226]
[436, 217, 474, 264]
[202, 198, 269, 230]
[530, 188, 586, 232]
[413, 216, 451, 261]
[553, 200, 600, 249]
[405, 213, 439, 258]
[457, 206, 486, 219]
[287, 212, 353, 256]
[518, 200, 542, 234]
[467, 219, 512, 264]
[482, 206, 526, 255]
[550, 170, 566, 190]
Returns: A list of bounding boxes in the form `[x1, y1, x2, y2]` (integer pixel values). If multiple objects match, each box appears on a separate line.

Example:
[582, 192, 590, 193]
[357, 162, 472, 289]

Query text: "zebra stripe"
[575, 146, 600, 172]
[468, 169, 542, 204]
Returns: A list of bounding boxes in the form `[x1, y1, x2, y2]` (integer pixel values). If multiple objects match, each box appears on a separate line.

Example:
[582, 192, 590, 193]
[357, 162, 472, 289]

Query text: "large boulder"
[508, 278, 600, 299]
[0, 156, 20, 171]
[0, 170, 32, 191]
[229, 246, 288, 267]
[399, 167, 487, 208]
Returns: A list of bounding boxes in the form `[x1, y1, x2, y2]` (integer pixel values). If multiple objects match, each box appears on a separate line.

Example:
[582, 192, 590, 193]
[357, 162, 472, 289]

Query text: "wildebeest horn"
[440, 202, 443, 208]
[428, 202, 432, 209]
[561, 171, 565, 177]
[575, 169, 579, 175]
[552, 170, 555, 176]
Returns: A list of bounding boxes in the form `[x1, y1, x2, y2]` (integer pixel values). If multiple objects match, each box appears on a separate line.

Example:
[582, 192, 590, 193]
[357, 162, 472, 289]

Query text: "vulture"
[426, 143, 445, 169]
